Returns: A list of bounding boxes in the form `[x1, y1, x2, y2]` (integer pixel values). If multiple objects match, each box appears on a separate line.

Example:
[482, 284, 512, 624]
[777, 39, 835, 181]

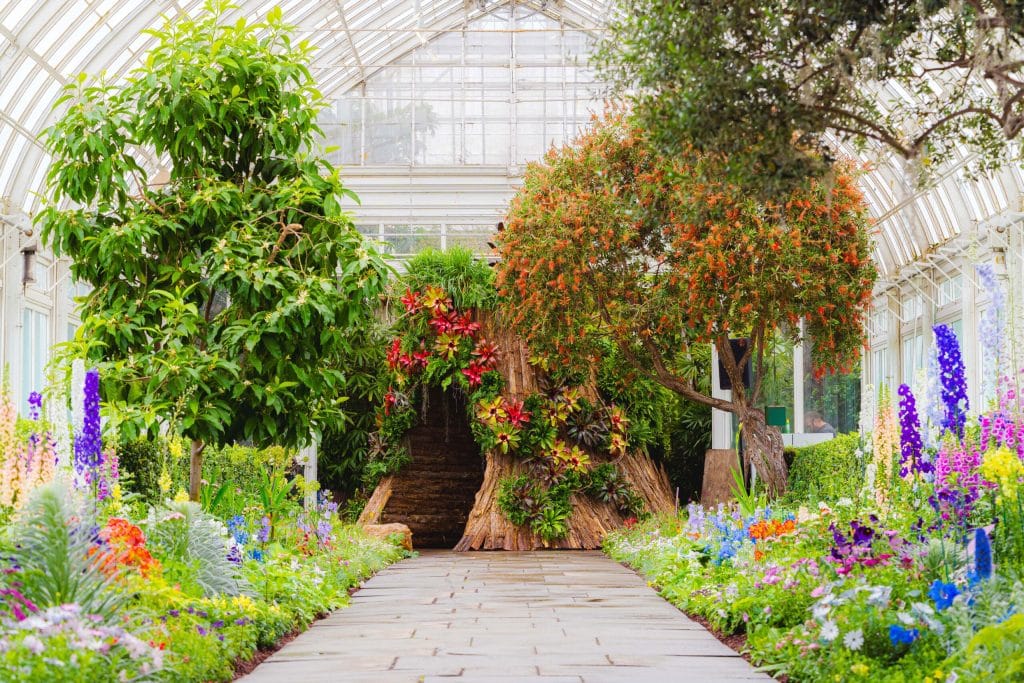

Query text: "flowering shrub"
[0, 604, 164, 682]
[606, 311, 1024, 682]
[92, 517, 160, 577]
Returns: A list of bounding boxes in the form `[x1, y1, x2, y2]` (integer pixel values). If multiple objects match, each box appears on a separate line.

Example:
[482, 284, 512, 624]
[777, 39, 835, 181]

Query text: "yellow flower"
[851, 663, 869, 676]
[173, 489, 189, 502]
[158, 467, 172, 494]
[980, 447, 1024, 500]
[168, 439, 183, 460]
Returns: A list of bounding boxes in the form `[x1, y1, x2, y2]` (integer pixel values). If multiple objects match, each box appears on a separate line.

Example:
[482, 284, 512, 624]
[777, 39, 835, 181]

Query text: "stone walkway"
[242, 551, 772, 683]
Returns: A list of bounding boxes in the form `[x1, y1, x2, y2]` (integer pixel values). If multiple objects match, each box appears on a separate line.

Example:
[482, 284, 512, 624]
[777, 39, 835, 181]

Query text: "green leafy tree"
[39, 1, 389, 499]
[599, 0, 1024, 194]
[497, 116, 876, 496]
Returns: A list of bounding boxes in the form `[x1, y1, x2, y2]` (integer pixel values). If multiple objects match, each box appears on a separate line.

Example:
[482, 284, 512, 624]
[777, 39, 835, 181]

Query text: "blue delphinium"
[934, 324, 969, 439]
[227, 515, 249, 546]
[927, 580, 959, 611]
[74, 369, 103, 477]
[897, 384, 930, 477]
[969, 527, 993, 586]
[888, 624, 920, 645]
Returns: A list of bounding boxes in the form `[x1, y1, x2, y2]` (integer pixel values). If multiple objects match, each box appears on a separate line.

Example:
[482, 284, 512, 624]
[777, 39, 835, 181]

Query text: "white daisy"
[820, 620, 840, 643]
[843, 628, 864, 651]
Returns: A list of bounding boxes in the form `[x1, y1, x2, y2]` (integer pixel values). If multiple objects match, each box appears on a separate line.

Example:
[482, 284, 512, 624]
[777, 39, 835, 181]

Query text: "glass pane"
[21, 307, 49, 412]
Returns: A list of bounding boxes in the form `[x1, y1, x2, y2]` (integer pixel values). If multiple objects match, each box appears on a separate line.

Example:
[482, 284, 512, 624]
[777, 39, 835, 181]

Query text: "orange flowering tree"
[496, 115, 876, 495]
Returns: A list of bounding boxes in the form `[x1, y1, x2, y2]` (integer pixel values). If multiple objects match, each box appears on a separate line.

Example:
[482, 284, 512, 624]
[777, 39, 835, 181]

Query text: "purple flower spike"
[74, 369, 103, 475]
[27, 392, 42, 421]
[898, 384, 928, 477]
[934, 325, 968, 439]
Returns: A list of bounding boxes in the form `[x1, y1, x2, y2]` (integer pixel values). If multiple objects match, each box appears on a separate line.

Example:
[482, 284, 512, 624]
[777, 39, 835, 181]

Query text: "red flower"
[472, 340, 499, 367]
[462, 362, 486, 387]
[429, 311, 457, 335]
[398, 353, 416, 371]
[453, 313, 481, 336]
[401, 289, 421, 314]
[623, 517, 638, 529]
[386, 339, 402, 370]
[504, 399, 531, 427]
[384, 388, 397, 416]
[413, 348, 431, 368]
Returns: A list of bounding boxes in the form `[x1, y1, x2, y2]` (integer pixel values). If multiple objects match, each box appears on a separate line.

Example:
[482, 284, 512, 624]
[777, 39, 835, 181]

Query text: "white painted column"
[301, 433, 319, 511]
[793, 321, 805, 435]
[710, 344, 733, 450]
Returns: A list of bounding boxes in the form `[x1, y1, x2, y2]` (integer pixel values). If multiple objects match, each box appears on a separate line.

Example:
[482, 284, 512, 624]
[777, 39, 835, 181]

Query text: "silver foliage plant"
[143, 500, 250, 597]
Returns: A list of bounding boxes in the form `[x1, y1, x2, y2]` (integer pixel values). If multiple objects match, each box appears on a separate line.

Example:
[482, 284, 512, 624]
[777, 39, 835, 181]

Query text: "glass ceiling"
[0, 0, 1020, 279]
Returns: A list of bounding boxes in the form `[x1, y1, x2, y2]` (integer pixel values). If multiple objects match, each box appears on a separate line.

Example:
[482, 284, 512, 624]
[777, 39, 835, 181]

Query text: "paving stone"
[241, 551, 772, 682]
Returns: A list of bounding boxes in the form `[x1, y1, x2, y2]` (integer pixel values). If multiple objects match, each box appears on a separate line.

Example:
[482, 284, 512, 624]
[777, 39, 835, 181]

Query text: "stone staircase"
[380, 389, 485, 548]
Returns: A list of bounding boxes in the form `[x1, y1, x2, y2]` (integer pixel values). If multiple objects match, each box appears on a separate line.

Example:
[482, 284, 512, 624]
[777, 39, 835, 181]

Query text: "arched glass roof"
[1, 0, 1021, 279]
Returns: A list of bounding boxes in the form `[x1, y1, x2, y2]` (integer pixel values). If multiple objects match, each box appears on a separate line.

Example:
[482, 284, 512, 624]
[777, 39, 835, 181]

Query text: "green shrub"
[142, 500, 249, 597]
[117, 438, 163, 503]
[361, 447, 411, 490]
[784, 432, 864, 503]
[400, 247, 496, 311]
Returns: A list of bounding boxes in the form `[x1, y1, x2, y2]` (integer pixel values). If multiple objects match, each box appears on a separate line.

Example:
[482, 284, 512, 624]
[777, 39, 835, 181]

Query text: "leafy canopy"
[39, 1, 389, 447]
[598, 1, 1024, 193]
[496, 114, 876, 411]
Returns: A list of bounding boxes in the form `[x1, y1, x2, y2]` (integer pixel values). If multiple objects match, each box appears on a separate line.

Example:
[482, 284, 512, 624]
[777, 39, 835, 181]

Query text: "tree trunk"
[454, 447, 675, 551]
[739, 407, 787, 497]
[189, 439, 205, 502]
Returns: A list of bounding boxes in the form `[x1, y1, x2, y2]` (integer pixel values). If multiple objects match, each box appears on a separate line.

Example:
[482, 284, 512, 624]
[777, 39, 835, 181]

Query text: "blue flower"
[927, 580, 959, 611]
[969, 527, 993, 586]
[256, 516, 271, 544]
[247, 548, 265, 562]
[227, 515, 249, 545]
[888, 624, 920, 645]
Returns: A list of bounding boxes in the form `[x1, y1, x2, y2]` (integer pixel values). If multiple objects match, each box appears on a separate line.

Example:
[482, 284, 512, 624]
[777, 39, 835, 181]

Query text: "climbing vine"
[370, 252, 646, 542]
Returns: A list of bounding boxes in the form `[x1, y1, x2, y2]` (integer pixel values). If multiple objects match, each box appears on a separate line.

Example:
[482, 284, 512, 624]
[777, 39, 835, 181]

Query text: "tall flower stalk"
[934, 324, 969, 439]
[897, 384, 929, 478]
[977, 263, 1006, 405]
[873, 386, 898, 504]
[74, 369, 103, 492]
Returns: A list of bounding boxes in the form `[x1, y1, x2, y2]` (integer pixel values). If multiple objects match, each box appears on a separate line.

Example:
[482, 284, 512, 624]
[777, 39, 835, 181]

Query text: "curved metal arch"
[0, 0, 614, 213]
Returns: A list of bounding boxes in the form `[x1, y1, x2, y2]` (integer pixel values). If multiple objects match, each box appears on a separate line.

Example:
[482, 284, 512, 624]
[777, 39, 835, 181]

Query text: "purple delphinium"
[934, 324, 969, 439]
[27, 392, 42, 421]
[74, 369, 103, 476]
[898, 384, 929, 477]
[256, 516, 271, 543]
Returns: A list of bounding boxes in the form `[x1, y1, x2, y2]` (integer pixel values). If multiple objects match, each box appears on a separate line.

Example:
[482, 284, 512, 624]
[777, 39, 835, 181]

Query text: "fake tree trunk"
[359, 311, 675, 550]
[738, 406, 787, 498]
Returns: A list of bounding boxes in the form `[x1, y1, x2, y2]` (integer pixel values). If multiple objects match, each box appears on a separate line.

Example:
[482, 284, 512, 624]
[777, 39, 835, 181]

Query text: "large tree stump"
[362, 310, 676, 551]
